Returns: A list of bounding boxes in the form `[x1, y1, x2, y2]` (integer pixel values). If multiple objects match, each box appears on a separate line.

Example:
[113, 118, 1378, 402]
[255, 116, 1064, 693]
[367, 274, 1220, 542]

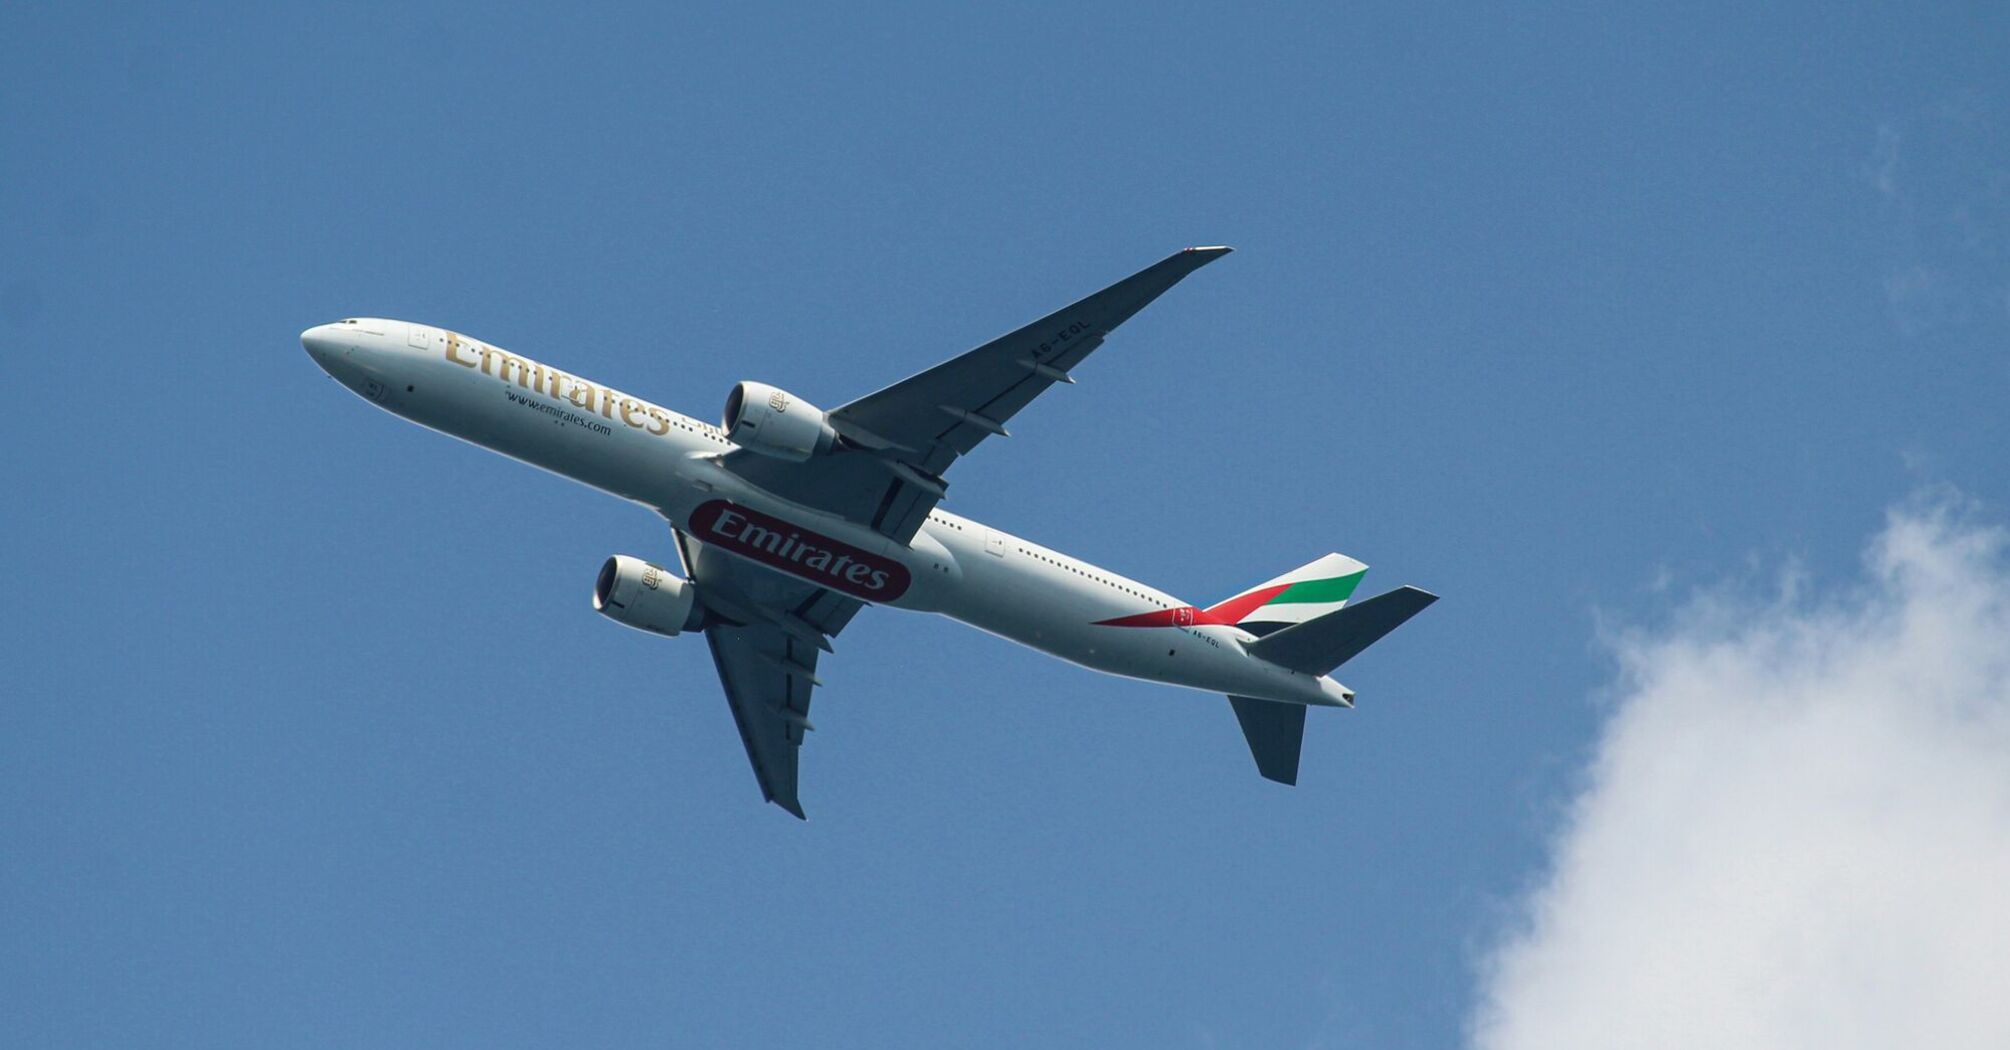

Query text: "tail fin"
[1224, 576, 1437, 786]
[1248, 586, 1438, 676]
[1207, 553, 1369, 637]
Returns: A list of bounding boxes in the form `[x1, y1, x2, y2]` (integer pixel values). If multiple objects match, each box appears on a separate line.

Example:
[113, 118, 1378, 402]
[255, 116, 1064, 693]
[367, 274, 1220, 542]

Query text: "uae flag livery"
[1095, 552, 1367, 634]
[691, 499, 911, 602]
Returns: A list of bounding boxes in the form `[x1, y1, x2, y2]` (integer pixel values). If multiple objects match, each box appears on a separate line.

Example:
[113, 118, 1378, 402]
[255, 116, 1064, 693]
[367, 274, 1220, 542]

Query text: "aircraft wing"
[724, 246, 1231, 543]
[673, 527, 864, 818]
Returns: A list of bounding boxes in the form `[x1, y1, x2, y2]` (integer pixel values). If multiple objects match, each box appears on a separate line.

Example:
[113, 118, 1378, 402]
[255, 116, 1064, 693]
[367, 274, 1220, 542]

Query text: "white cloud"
[1864, 99, 2010, 341]
[1865, 121, 1901, 200]
[1472, 496, 2010, 1050]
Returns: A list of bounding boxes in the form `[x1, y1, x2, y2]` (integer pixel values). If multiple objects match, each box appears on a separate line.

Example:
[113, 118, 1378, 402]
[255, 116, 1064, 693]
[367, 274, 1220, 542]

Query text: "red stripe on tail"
[1095, 584, 1292, 629]
[1201, 583, 1291, 623]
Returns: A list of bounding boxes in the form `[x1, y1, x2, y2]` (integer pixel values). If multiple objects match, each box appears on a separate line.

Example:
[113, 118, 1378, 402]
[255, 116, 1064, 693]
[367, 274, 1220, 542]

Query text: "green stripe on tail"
[1268, 572, 1366, 606]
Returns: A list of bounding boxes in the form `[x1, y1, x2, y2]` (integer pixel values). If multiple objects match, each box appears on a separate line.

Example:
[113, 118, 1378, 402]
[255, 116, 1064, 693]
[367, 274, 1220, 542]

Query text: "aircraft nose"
[301, 324, 344, 369]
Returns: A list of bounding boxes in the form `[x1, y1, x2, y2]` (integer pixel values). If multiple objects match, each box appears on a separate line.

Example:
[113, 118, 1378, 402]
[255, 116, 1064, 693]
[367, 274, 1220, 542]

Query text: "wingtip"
[1183, 244, 1234, 256]
[775, 797, 808, 820]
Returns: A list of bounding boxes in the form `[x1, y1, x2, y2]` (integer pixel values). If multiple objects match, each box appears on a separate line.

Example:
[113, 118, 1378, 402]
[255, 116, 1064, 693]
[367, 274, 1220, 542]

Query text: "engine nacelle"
[593, 555, 702, 637]
[722, 381, 837, 461]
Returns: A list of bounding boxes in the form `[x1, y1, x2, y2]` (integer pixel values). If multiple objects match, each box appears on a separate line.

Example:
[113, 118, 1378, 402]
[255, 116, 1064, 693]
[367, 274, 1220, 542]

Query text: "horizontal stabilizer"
[1228, 695, 1307, 785]
[1248, 586, 1438, 676]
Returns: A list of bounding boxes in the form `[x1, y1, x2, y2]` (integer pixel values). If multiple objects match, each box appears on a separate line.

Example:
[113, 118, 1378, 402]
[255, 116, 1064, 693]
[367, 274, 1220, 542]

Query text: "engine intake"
[722, 381, 837, 461]
[593, 555, 702, 636]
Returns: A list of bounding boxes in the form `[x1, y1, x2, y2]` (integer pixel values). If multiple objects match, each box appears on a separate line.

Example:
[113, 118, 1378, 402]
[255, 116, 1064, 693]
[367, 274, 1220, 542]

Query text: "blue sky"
[4, 3, 2007, 1047]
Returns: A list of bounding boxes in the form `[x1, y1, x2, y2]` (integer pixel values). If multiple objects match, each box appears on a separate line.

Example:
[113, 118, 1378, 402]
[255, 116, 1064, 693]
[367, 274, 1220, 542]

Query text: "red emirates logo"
[690, 500, 911, 602]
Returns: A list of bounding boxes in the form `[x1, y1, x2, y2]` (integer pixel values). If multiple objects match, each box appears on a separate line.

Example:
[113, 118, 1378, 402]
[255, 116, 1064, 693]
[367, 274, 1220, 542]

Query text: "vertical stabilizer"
[1207, 553, 1369, 636]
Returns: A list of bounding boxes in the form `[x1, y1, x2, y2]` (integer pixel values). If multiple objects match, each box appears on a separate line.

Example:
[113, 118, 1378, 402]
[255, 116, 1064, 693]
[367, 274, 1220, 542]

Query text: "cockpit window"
[340, 318, 359, 325]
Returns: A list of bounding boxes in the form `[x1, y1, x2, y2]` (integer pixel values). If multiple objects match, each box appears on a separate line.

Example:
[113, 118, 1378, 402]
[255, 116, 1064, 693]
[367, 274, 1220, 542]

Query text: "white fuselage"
[303, 318, 1349, 708]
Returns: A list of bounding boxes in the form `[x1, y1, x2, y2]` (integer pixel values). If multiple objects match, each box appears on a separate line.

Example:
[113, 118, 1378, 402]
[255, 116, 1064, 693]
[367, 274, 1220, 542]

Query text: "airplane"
[302, 247, 1436, 818]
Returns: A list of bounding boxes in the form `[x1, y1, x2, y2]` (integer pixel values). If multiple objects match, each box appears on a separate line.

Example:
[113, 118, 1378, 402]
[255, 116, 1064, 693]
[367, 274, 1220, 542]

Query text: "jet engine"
[593, 555, 703, 636]
[722, 381, 838, 461]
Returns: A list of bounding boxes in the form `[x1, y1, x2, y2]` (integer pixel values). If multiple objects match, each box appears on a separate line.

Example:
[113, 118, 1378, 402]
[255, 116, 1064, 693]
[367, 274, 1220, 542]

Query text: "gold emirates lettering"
[447, 338, 681, 440]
